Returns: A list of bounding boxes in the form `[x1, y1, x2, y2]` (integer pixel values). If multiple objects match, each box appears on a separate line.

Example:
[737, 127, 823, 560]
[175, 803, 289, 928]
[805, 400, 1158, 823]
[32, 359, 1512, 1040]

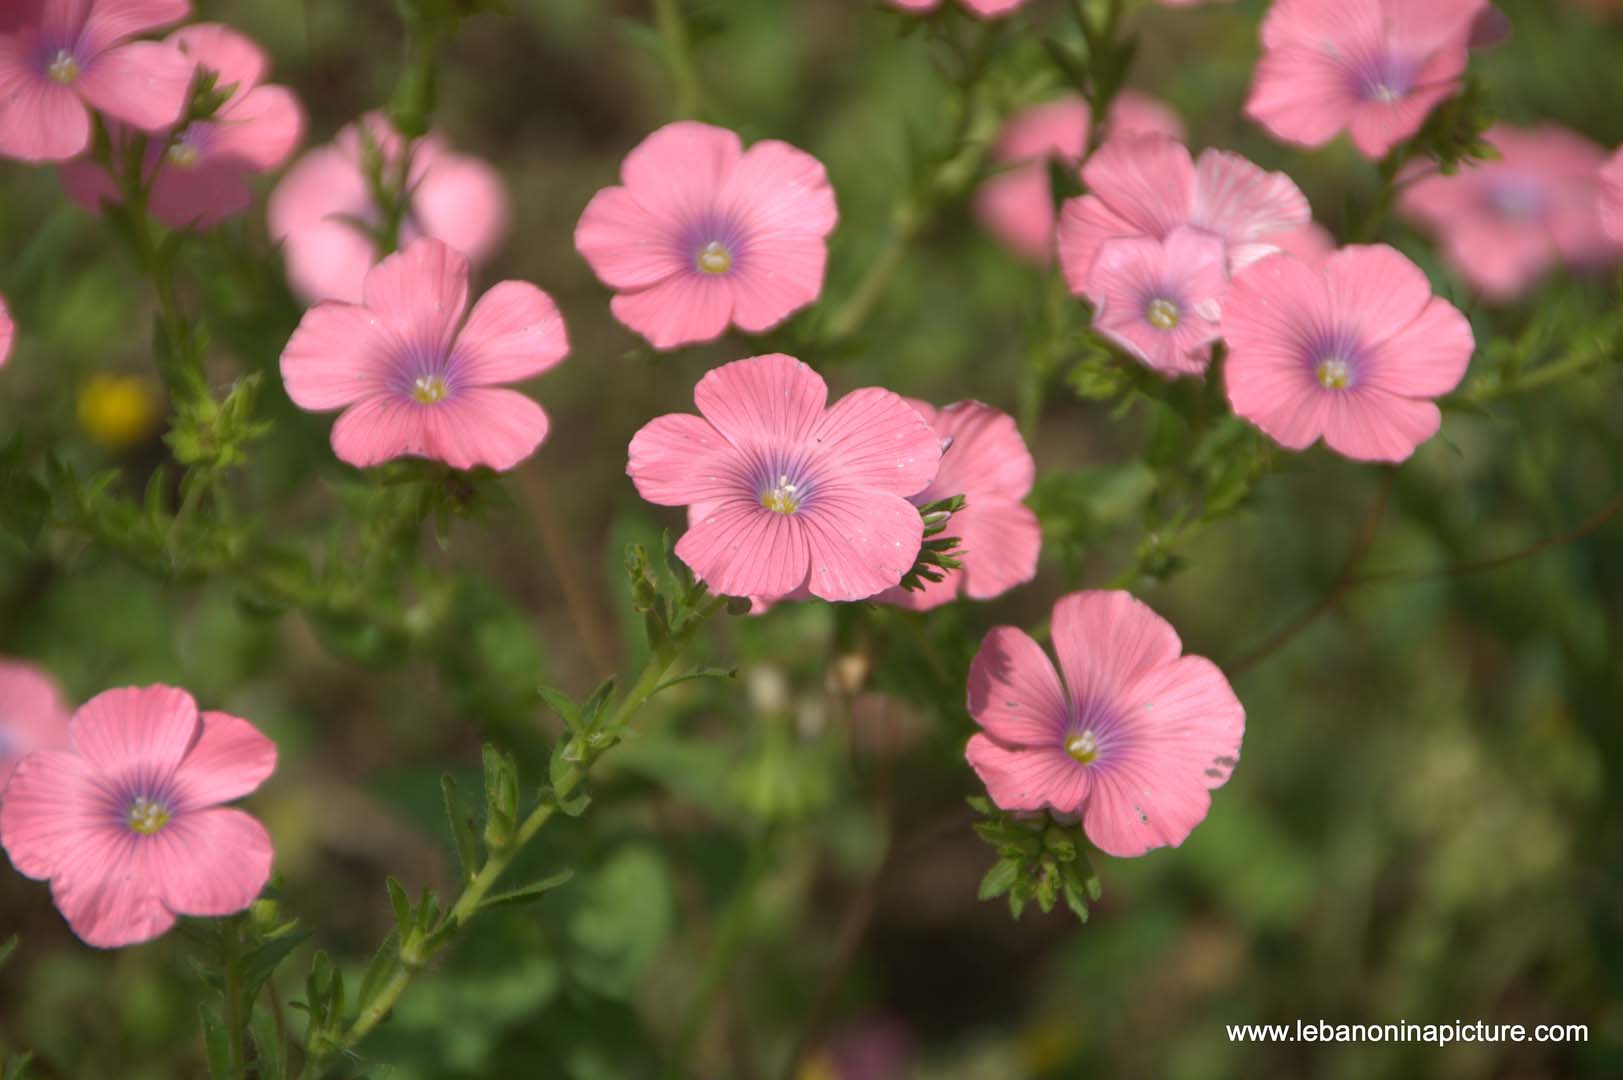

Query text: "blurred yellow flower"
[78, 374, 162, 450]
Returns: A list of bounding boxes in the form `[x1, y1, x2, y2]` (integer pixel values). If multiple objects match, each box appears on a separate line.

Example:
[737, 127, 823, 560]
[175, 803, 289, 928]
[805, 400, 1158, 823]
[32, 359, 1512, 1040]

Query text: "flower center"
[1064, 730, 1099, 765]
[696, 241, 732, 275]
[47, 49, 80, 84]
[760, 474, 800, 515]
[1146, 298, 1180, 331]
[167, 128, 202, 168]
[1315, 357, 1353, 390]
[412, 374, 448, 404]
[127, 796, 171, 835]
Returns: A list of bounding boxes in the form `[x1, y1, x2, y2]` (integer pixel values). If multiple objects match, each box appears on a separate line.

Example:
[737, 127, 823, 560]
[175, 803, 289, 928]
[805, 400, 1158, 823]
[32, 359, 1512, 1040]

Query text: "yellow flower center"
[412, 374, 448, 404]
[128, 797, 171, 836]
[696, 241, 732, 275]
[1316, 357, 1352, 390]
[1064, 730, 1099, 765]
[167, 133, 202, 168]
[760, 475, 800, 515]
[48, 50, 79, 84]
[1147, 298, 1180, 330]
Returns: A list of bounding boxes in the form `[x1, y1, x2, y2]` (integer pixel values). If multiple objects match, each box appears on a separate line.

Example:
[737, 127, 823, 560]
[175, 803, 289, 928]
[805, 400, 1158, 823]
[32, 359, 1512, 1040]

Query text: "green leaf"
[199, 1005, 232, 1080]
[3, 1051, 34, 1080]
[651, 666, 737, 695]
[240, 929, 311, 1001]
[536, 684, 580, 729]
[479, 868, 575, 910]
[356, 929, 402, 1013]
[977, 858, 1021, 901]
[0, 935, 16, 972]
[386, 876, 412, 931]
[441, 774, 482, 885]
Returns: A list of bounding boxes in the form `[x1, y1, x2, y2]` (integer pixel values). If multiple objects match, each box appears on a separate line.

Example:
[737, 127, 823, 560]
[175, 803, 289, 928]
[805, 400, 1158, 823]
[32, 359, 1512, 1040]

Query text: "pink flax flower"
[575, 122, 837, 350]
[965, 591, 1244, 858]
[1602, 145, 1623, 244]
[280, 238, 567, 472]
[891, 0, 1028, 17]
[1223, 245, 1474, 463]
[60, 23, 305, 230]
[627, 354, 942, 602]
[878, 400, 1040, 611]
[1086, 226, 1227, 377]
[0, 0, 194, 164]
[0, 660, 71, 793]
[976, 91, 1184, 264]
[1058, 132, 1310, 299]
[270, 112, 509, 304]
[1399, 124, 1622, 301]
[1245, 0, 1489, 160]
[0, 685, 276, 948]
[0, 293, 13, 367]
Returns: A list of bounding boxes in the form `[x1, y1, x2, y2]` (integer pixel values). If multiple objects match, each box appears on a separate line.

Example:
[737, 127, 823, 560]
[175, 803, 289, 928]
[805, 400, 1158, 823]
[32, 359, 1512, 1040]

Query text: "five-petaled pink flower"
[1398, 124, 1622, 301]
[280, 238, 568, 472]
[878, 400, 1040, 611]
[965, 591, 1244, 858]
[0, 659, 71, 793]
[575, 122, 837, 350]
[976, 91, 1184, 264]
[627, 353, 942, 602]
[270, 112, 509, 304]
[1245, 0, 1489, 160]
[890, 0, 1028, 18]
[60, 23, 305, 230]
[1058, 132, 1310, 300]
[0, 0, 194, 164]
[0, 684, 277, 948]
[1087, 226, 1227, 377]
[1223, 245, 1474, 463]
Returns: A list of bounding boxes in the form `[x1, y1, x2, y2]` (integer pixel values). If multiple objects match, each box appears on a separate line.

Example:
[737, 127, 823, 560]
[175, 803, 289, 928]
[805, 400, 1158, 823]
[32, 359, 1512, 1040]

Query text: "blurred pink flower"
[575, 122, 837, 350]
[0, 293, 13, 367]
[280, 238, 567, 472]
[975, 91, 1185, 263]
[0, 660, 71, 793]
[1602, 146, 1623, 244]
[60, 23, 305, 229]
[1270, 220, 1337, 265]
[1223, 245, 1474, 463]
[1087, 226, 1227, 377]
[0, 0, 193, 163]
[270, 112, 509, 304]
[1399, 124, 1622, 301]
[878, 399, 1040, 610]
[1058, 132, 1310, 298]
[1245, 0, 1489, 159]
[627, 353, 942, 601]
[891, 0, 1027, 17]
[0, 684, 276, 948]
[965, 590, 1244, 858]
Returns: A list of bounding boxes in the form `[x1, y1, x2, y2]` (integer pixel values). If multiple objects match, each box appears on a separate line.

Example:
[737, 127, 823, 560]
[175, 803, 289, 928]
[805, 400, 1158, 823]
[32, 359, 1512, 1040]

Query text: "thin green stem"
[1461, 338, 1617, 405]
[221, 917, 248, 1078]
[653, 0, 706, 120]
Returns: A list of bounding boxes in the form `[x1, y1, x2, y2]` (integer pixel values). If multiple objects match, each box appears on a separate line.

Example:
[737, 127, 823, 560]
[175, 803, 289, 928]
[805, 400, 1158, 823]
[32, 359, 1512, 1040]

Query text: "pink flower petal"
[147, 161, 253, 229]
[0, 79, 91, 163]
[676, 499, 810, 599]
[1319, 388, 1441, 463]
[620, 121, 742, 227]
[798, 488, 924, 601]
[210, 84, 305, 171]
[0, 659, 72, 789]
[279, 219, 377, 305]
[148, 807, 273, 918]
[362, 238, 471, 353]
[575, 186, 687, 290]
[81, 0, 191, 46]
[610, 271, 733, 350]
[1245, 45, 1361, 151]
[951, 499, 1042, 601]
[172, 712, 277, 810]
[1322, 244, 1433, 346]
[1079, 133, 1196, 246]
[421, 387, 550, 472]
[76, 40, 193, 133]
[408, 147, 510, 267]
[627, 413, 745, 507]
[0, 295, 13, 369]
[329, 396, 434, 467]
[50, 837, 177, 948]
[170, 21, 266, 97]
[965, 625, 1069, 746]
[1363, 297, 1474, 398]
[0, 749, 105, 879]
[809, 387, 942, 498]
[1059, 193, 1145, 296]
[280, 301, 399, 410]
[1191, 148, 1311, 263]
[728, 230, 829, 334]
[70, 685, 201, 775]
[1051, 591, 1183, 717]
[966, 734, 1089, 814]
[694, 353, 827, 447]
[719, 138, 838, 240]
[455, 281, 570, 386]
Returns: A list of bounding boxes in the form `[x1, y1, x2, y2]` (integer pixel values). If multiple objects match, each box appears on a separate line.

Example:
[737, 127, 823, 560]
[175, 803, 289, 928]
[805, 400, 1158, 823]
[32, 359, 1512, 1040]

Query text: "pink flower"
[891, 0, 1028, 17]
[627, 353, 942, 602]
[965, 591, 1244, 858]
[1086, 226, 1226, 377]
[59, 23, 305, 230]
[575, 122, 837, 350]
[269, 112, 509, 304]
[878, 400, 1040, 611]
[1270, 220, 1337, 265]
[0, 0, 193, 164]
[0, 660, 71, 793]
[1223, 245, 1474, 463]
[975, 91, 1185, 263]
[1602, 145, 1623, 244]
[1398, 124, 1622, 301]
[0, 293, 13, 367]
[1245, 0, 1489, 160]
[280, 238, 567, 472]
[0, 685, 276, 948]
[1058, 132, 1310, 299]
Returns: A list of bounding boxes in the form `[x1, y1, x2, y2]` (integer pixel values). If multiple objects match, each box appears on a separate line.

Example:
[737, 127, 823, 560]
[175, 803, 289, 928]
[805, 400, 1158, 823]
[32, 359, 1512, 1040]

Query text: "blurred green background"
[2, 0, 1622, 1077]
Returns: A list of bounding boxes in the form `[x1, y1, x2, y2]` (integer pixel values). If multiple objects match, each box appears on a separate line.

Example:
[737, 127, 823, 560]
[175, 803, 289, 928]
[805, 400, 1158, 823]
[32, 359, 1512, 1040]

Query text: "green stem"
[653, 0, 705, 120]
[823, 204, 921, 344]
[1461, 338, 1617, 404]
[221, 917, 248, 1078]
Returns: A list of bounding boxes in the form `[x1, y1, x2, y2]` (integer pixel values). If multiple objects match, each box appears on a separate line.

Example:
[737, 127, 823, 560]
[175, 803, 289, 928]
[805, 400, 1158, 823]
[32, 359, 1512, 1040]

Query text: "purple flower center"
[1305, 327, 1366, 391]
[683, 213, 748, 277]
[1342, 43, 1419, 104]
[127, 796, 172, 835]
[696, 241, 733, 275]
[392, 338, 459, 407]
[167, 124, 215, 168]
[102, 763, 184, 836]
[1146, 297, 1181, 331]
[47, 48, 81, 84]
[741, 449, 818, 516]
[1064, 729, 1100, 765]
[1485, 174, 1547, 221]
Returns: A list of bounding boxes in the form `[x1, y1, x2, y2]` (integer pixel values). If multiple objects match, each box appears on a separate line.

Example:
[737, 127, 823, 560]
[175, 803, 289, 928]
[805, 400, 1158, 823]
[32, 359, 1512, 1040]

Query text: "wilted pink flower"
[0, 0, 193, 164]
[0, 685, 276, 948]
[1087, 226, 1226, 377]
[1058, 133, 1310, 298]
[891, 0, 1028, 17]
[60, 24, 305, 229]
[0, 660, 70, 793]
[878, 400, 1040, 611]
[1399, 124, 1622, 301]
[627, 353, 942, 601]
[1602, 146, 1623, 243]
[1223, 246, 1474, 463]
[965, 591, 1244, 858]
[976, 91, 1184, 263]
[1245, 0, 1489, 160]
[575, 122, 837, 350]
[0, 293, 12, 367]
[270, 112, 509, 304]
[280, 238, 567, 471]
